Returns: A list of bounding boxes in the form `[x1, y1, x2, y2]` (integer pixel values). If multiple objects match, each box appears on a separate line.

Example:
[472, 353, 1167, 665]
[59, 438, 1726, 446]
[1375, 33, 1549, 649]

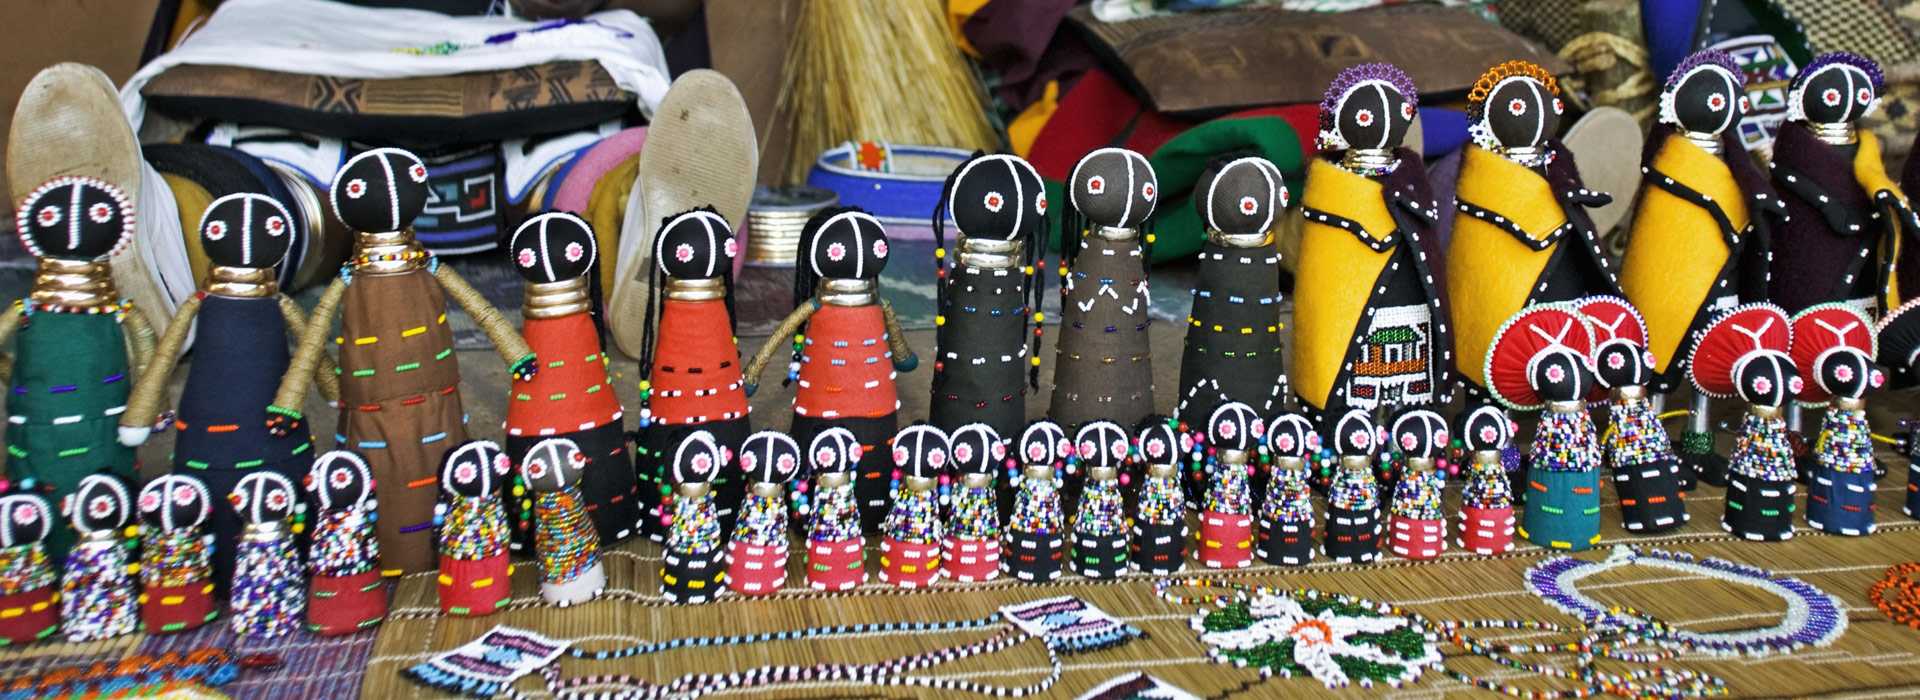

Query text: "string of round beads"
[1869, 562, 1920, 629]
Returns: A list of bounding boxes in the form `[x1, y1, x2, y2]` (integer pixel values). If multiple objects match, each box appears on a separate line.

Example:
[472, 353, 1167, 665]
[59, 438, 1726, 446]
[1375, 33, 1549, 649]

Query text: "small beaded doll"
[1455, 405, 1518, 554]
[121, 193, 333, 588]
[1875, 300, 1920, 519]
[1618, 50, 1785, 488]
[879, 424, 949, 588]
[270, 148, 537, 576]
[0, 493, 56, 645]
[1323, 410, 1383, 563]
[1791, 305, 1881, 536]
[435, 440, 513, 616]
[1296, 62, 1450, 422]
[1177, 157, 1290, 425]
[1579, 296, 1688, 533]
[1197, 402, 1264, 570]
[660, 431, 725, 603]
[227, 471, 305, 639]
[1069, 420, 1131, 579]
[3, 178, 156, 560]
[1258, 413, 1317, 566]
[803, 427, 866, 591]
[1131, 419, 1189, 574]
[930, 154, 1049, 438]
[306, 450, 386, 635]
[522, 437, 605, 606]
[1053, 148, 1158, 429]
[942, 422, 1006, 582]
[636, 208, 750, 541]
[1005, 419, 1069, 582]
[135, 474, 215, 634]
[505, 212, 639, 545]
[1488, 304, 1603, 551]
[1690, 303, 1800, 541]
[1385, 409, 1449, 561]
[745, 208, 917, 532]
[726, 430, 801, 595]
[59, 474, 136, 642]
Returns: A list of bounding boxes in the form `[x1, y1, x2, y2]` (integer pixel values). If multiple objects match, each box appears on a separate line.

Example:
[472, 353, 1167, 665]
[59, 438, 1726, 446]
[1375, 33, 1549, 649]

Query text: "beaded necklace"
[1869, 562, 1920, 629]
[310, 509, 379, 577]
[139, 528, 210, 588]
[0, 544, 52, 594]
[439, 496, 508, 561]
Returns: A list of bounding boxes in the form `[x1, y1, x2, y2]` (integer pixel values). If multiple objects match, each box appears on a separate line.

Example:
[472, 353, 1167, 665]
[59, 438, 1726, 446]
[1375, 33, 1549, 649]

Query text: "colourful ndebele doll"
[1579, 296, 1688, 533]
[943, 422, 1006, 582]
[802, 427, 866, 591]
[1487, 303, 1603, 551]
[135, 474, 215, 634]
[121, 192, 333, 589]
[1455, 405, 1517, 554]
[1446, 61, 1620, 409]
[1131, 419, 1188, 574]
[270, 148, 536, 575]
[1323, 410, 1382, 563]
[930, 154, 1048, 439]
[1294, 62, 1450, 421]
[435, 440, 513, 617]
[1690, 304, 1800, 541]
[745, 208, 917, 533]
[1618, 50, 1785, 488]
[1197, 402, 1264, 570]
[505, 212, 639, 546]
[1053, 148, 1158, 430]
[1877, 300, 1920, 520]
[305, 450, 386, 635]
[1791, 304, 1881, 536]
[879, 424, 948, 588]
[660, 431, 725, 603]
[1068, 420, 1130, 579]
[60, 474, 136, 642]
[727, 430, 801, 595]
[3, 178, 156, 560]
[1258, 413, 1317, 566]
[522, 438, 605, 607]
[636, 208, 750, 541]
[1005, 419, 1069, 582]
[1177, 156, 1290, 424]
[227, 471, 304, 639]
[0, 493, 57, 645]
[1385, 409, 1448, 560]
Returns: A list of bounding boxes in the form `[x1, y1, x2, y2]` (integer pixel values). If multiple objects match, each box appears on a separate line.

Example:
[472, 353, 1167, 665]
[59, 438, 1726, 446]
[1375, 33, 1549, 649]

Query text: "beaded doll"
[436, 440, 513, 616]
[1295, 63, 1450, 421]
[1791, 305, 1880, 536]
[1177, 156, 1289, 425]
[1005, 419, 1069, 582]
[1446, 61, 1620, 409]
[661, 431, 726, 603]
[59, 474, 136, 642]
[1487, 304, 1602, 551]
[1618, 50, 1785, 488]
[1069, 420, 1130, 579]
[636, 208, 750, 541]
[1323, 410, 1383, 564]
[3, 178, 156, 559]
[727, 430, 801, 595]
[522, 437, 605, 606]
[306, 450, 386, 635]
[1690, 304, 1799, 541]
[1876, 300, 1920, 519]
[930, 154, 1049, 438]
[120, 193, 333, 587]
[1131, 419, 1189, 574]
[135, 474, 214, 634]
[1197, 402, 1263, 570]
[745, 208, 916, 532]
[1385, 409, 1449, 561]
[803, 427, 866, 591]
[270, 148, 537, 575]
[504, 212, 638, 545]
[943, 422, 1005, 582]
[1258, 413, 1317, 566]
[879, 424, 948, 588]
[0, 493, 56, 645]
[1053, 148, 1158, 429]
[227, 471, 304, 639]
[1455, 405, 1518, 554]
[1580, 296, 1688, 533]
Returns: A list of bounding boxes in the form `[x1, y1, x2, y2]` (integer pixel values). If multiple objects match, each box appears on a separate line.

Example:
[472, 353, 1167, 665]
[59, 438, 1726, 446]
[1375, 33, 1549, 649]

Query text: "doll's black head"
[1332, 409, 1378, 458]
[652, 207, 734, 280]
[330, 147, 429, 233]
[1459, 405, 1513, 452]
[1470, 61, 1562, 153]
[512, 211, 598, 284]
[1074, 420, 1131, 470]
[1196, 155, 1287, 236]
[68, 473, 131, 535]
[739, 430, 802, 485]
[14, 176, 134, 261]
[807, 427, 862, 476]
[309, 450, 375, 511]
[1389, 408, 1448, 460]
[1735, 351, 1799, 407]
[1069, 147, 1157, 229]
[1790, 52, 1883, 126]
[671, 430, 726, 486]
[946, 153, 1047, 241]
[442, 440, 511, 500]
[1206, 402, 1264, 452]
[1593, 340, 1652, 390]
[1265, 413, 1316, 461]
[199, 192, 295, 269]
[1661, 51, 1745, 135]
[1135, 419, 1184, 466]
[800, 207, 889, 282]
[890, 424, 950, 480]
[1019, 419, 1069, 465]
[1529, 347, 1594, 403]
[230, 471, 299, 525]
[521, 437, 590, 492]
[1814, 348, 1878, 401]
[0, 494, 52, 547]
[138, 473, 211, 532]
[948, 423, 1005, 476]
[1319, 63, 1418, 153]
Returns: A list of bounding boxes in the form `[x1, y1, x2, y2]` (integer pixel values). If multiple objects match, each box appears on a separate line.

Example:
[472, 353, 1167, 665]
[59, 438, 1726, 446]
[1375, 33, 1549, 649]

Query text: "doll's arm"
[880, 300, 918, 372]
[742, 303, 817, 396]
[0, 304, 21, 386]
[432, 262, 537, 382]
[268, 277, 347, 435]
[119, 294, 200, 446]
[1773, 164, 1866, 235]
[122, 302, 159, 384]
[278, 294, 341, 404]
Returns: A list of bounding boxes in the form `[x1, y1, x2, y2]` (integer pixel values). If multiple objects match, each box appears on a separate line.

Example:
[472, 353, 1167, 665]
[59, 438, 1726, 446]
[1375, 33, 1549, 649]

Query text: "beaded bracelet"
[1870, 562, 1920, 629]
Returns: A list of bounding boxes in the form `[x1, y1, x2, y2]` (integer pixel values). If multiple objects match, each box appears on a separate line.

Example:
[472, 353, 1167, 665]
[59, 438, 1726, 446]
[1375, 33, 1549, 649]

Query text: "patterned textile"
[1783, 0, 1919, 67]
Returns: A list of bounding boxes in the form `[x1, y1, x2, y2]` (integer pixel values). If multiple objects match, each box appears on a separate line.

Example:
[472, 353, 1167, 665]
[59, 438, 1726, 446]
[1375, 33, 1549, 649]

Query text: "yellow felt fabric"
[1618, 136, 1748, 374]
[947, 0, 992, 57]
[1008, 80, 1059, 158]
[1851, 131, 1908, 309]
[1292, 159, 1397, 411]
[585, 153, 640, 296]
[1445, 146, 1568, 390]
[161, 172, 214, 286]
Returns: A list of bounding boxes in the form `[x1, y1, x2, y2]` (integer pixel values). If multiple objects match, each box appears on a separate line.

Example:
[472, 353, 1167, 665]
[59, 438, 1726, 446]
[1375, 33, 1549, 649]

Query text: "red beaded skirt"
[0, 585, 58, 644]
[878, 538, 940, 588]
[806, 538, 867, 591]
[438, 553, 511, 616]
[140, 580, 216, 634]
[1197, 511, 1253, 569]
[309, 570, 388, 636]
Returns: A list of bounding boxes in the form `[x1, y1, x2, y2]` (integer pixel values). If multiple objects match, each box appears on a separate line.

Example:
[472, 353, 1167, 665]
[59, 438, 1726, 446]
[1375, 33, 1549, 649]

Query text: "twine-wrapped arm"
[880, 300, 917, 372]
[279, 294, 341, 404]
[433, 263, 536, 381]
[122, 302, 159, 385]
[119, 294, 200, 444]
[0, 304, 22, 386]
[271, 277, 348, 425]
[742, 302, 818, 395]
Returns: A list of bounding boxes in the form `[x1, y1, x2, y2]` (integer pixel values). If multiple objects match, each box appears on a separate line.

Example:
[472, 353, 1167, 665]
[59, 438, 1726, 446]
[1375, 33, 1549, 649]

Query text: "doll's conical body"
[1258, 414, 1316, 566]
[1177, 158, 1289, 424]
[1579, 296, 1688, 533]
[803, 427, 867, 591]
[1323, 410, 1383, 563]
[1455, 406, 1517, 554]
[227, 471, 305, 639]
[879, 424, 948, 588]
[1198, 403, 1263, 569]
[659, 432, 724, 603]
[1875, 300, 1920, 520]
[1005, 420, 1068, 582]
[1385, 409, 1448, 560]
[1052, 149, 1157, 429]
[1069, 421, 1131, 578]
[135, 474, 216, 634]
[0, 494, 57, 645]
[930, 154, 1048, 439]
[436, 441, 513, 616]
[1489, 304, 1603, 551]
[305, 451, 387, 635]
[726, 431, 801, 595]
[524, 438, 606, 606]
[1131, 419, 1188, 573]
[1791, 305, 1880, 535]
[59, 474, 137, 642]
[943, 422, 1005, 582]
[1692, 304, 1800, 541]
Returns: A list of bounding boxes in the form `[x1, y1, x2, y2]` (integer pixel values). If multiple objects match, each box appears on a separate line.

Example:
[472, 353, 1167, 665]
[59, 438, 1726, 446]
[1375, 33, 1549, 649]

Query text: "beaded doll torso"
[1176, 233, 1285, 424]
[1051, 230, 1153, 428]
[931, 241, 1029, 437]
[7, 307, 134, 559]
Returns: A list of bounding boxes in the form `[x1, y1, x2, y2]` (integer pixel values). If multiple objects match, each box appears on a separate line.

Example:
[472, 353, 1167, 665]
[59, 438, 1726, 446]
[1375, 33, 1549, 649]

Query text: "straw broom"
[778, 0, 1002, 184]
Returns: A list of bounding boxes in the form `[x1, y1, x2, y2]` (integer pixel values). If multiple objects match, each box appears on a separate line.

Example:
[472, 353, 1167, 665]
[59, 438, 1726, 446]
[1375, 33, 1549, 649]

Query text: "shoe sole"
[608, 69, 758, 359]
[1561, 106, 1643, 243]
